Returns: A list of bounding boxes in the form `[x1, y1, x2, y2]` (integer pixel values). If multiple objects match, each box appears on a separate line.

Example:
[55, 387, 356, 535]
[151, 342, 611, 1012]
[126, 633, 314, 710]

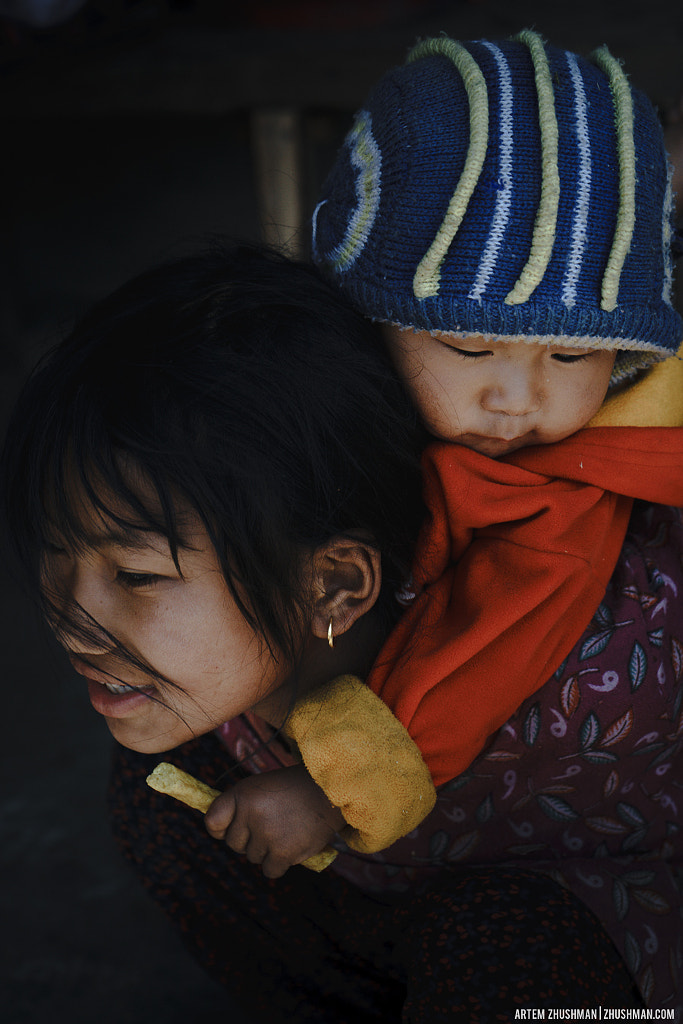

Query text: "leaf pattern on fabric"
[585, 816, 629, 835]
[579, 711, 601, 749]
[554, 657, 569, 681]
[614, 878, 630, 921]
[649, 743, 678, 770]
[476, 794, 494, 824]
[639, 965, 655, 1005]
[603, 770, 619, 798]
[623, 585, 657, 611]
[616, 802, 647, 828]
[624, 930, 642, 974]
[560, 676, 581, 717]
[536, 794, 579, 822]
[440, 773, 471, 791]
[428, 830, 449, 858]
[446, 831, 480, 861]
[622, 829, 650, 854]
[523, 704, 541, 747]
[644, 521, 669, 549]
[621, 871, 657, 886]
[600, 710, 634, 748]
[632, 889, 672, 914]
[673, 709, 683, 739]
[581, 749, 618, 765]
[629, 641, 647, 691]
[672, 637, 683, 682]
[595, 603, 615, 629]
[579, 628, 614, 660]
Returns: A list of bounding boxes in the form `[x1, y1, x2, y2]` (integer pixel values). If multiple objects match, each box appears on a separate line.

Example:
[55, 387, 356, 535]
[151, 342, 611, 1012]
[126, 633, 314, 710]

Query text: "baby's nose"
[481, 371, 542, 416]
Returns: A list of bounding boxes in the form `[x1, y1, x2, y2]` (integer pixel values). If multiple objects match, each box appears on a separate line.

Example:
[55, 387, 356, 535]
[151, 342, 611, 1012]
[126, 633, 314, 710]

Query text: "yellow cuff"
[283, 675, 436, 855]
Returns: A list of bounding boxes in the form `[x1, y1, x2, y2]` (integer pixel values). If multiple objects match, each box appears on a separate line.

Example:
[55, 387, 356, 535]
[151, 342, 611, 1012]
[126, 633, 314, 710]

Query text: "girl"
[1, 243, 645, 1021]
[1, 241, 436, 870]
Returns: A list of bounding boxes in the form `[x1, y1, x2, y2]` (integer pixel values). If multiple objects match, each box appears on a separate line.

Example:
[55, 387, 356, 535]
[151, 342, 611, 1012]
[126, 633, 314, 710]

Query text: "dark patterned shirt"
[217, 501, 683, 1012]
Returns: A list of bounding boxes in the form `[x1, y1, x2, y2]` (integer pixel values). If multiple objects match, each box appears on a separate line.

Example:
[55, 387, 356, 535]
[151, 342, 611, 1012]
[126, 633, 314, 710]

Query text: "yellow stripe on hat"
[505, 30, 560, 306]
[589, 46, 636, 312]
[409, 38, 489, 299]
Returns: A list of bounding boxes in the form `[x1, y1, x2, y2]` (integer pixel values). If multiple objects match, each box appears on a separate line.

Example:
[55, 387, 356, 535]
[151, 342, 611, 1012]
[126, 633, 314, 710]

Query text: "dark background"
[1, 2, 682, 1022]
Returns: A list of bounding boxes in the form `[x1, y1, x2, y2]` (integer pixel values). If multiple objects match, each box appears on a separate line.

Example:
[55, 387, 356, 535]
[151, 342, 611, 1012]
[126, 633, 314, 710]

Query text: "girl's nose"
[480, 368, 542, 416]
[44, 590, 111, 655]
[54, 617, 111, 656]
[42, 560, 110, 655]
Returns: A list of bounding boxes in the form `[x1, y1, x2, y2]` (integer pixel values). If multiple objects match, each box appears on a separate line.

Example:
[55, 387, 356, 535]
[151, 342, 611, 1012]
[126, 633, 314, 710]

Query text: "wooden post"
[251, 107, 305, 256]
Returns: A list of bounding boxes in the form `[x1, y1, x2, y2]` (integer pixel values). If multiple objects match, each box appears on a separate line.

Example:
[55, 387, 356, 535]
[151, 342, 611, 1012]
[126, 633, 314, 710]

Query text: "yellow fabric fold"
[283, 675, 436, 855]
[589, 345, 683, 427]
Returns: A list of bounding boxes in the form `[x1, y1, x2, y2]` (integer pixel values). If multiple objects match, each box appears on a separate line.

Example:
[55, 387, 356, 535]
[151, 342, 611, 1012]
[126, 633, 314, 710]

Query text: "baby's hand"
[204, 765, 346, 878]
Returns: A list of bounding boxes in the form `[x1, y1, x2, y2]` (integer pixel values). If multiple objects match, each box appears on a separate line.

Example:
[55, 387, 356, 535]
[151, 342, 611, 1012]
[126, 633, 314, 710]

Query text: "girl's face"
[42, 488, 297, 754]
[384, 327, 617, 458]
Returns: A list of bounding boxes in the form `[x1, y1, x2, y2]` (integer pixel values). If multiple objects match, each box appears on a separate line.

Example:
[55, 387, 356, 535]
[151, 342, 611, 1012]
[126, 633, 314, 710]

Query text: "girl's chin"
[98, 702, 199, 755]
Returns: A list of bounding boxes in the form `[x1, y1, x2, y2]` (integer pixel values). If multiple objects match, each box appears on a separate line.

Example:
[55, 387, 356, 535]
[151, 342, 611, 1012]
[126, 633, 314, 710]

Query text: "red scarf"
[367, 426, 683, 786]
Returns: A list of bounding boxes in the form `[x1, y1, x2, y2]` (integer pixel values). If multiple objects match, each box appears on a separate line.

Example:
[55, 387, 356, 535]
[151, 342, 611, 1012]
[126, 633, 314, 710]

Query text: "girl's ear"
[310, 536, 382, 642]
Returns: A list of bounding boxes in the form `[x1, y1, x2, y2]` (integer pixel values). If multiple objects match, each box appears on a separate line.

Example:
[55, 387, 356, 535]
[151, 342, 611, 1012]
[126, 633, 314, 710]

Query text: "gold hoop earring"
[327, 618, 335, 649]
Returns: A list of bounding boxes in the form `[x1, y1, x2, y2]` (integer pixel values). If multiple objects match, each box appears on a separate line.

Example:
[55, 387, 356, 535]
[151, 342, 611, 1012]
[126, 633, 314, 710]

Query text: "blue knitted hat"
[312, 31, 681, 385]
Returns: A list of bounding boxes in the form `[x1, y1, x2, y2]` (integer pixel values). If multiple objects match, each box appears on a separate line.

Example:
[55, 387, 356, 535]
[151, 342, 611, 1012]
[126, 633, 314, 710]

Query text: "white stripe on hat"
[468, 42, 514, 303]
[561, 52, 592, 309]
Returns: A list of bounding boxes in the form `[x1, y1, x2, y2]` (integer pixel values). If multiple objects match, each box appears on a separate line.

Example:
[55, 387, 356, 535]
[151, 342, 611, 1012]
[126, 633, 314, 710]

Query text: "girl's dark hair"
[1, 242, 425, 666]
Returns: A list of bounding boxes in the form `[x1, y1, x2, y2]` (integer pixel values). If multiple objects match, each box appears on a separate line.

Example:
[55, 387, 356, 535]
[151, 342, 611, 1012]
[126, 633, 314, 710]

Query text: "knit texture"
[312, 31, 682, 383]
[283, 674, 436, 854]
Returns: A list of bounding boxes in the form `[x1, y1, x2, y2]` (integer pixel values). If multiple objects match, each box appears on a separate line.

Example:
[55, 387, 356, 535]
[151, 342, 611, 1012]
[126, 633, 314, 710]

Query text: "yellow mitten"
[283, 675, 437, 855]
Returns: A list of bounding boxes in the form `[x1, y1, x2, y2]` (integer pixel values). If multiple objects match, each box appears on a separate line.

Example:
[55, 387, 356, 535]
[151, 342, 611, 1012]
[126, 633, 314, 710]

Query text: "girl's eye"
[551, 352, 591, 364]
[116, 570, 162, 589]
[44, 540, 68, 555]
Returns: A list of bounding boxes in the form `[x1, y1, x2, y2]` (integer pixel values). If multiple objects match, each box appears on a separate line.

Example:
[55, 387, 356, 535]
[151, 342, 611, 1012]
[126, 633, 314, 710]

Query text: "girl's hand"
[204, 765, 346, 878]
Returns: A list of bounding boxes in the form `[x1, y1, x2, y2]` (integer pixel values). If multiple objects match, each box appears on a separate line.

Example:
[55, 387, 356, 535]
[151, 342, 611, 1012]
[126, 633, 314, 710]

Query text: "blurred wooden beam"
[251, 106, 304, 256]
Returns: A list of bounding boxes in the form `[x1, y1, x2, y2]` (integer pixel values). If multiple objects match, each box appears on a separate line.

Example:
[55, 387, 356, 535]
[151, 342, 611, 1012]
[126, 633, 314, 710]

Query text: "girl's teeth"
[104, 682, 136, 694]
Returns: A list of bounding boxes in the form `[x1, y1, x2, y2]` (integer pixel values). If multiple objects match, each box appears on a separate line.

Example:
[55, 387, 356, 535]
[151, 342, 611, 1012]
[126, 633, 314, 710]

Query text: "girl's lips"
[86, 679, 156, 718]
[69, 655, 156, 719]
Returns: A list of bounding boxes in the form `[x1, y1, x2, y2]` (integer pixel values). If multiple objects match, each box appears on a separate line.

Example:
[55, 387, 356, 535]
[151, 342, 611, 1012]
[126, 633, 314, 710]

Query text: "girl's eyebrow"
[83, 526, 171, 553]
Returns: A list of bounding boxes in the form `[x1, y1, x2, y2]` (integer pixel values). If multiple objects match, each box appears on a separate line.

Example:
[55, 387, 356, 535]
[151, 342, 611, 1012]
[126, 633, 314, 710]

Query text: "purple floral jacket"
[217, 501, 683, 1012]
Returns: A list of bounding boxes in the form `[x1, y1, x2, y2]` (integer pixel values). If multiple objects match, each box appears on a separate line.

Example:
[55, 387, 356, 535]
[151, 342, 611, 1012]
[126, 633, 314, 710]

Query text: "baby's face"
[384, 327, 617, 458]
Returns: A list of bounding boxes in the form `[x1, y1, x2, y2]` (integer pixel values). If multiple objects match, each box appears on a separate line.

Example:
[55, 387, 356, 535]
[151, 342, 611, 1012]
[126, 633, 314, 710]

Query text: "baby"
[207, 30, 683, 869]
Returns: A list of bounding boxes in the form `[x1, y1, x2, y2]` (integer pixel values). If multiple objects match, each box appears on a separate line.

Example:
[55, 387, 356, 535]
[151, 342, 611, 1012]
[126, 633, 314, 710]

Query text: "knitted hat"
[312, 31, 682, 385]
